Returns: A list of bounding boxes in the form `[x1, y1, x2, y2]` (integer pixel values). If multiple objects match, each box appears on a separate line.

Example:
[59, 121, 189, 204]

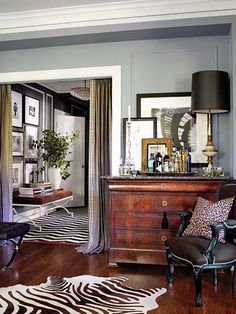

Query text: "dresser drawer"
[112, 229, 177, 250]
[108, 180, 223, 193]
[111, 192, 207, 211]
[113, 211, 181, 229]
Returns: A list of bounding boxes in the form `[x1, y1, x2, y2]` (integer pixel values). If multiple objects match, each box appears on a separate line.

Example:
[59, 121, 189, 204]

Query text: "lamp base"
[202, 136, 218, 170]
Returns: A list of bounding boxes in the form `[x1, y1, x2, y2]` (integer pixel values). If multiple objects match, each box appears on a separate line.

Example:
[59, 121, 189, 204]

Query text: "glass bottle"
[181, 145, 188, 172]
[148, 153, 155, 173]
[186, 146, 192, 173]
[155, 151, 163, 172]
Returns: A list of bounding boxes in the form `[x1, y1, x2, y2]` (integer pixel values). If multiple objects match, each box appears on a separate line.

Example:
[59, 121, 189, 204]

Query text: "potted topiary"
[36, 129, 79, 189]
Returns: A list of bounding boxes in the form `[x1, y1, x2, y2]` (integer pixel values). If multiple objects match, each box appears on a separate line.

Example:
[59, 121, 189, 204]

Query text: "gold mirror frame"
[141, 138, 172, 173]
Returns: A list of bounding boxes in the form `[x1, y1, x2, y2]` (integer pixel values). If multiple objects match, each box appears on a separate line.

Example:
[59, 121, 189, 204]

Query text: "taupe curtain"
[0, 85, 12, 222]
[77, 78, 112, 253]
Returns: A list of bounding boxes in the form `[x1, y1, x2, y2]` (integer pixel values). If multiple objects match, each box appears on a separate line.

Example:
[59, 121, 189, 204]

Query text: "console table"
[103, 176, 229, 267]
[13, 189, 73, 231]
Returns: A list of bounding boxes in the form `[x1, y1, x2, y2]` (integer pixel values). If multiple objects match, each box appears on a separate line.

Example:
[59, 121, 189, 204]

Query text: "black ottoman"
[0, 222, 30, 269]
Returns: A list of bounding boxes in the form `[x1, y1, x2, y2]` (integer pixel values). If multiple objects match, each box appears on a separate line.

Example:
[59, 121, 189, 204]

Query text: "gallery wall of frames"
[11, 84, 53, 190]
[11, 83, 89, 190]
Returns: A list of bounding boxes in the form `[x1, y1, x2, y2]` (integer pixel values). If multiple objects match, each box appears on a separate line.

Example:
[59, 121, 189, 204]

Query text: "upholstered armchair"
[165, 180, 236, 307]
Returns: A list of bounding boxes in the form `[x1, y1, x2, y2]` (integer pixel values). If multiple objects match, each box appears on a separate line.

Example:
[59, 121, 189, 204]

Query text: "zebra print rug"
[0, 275, 166, 313]
[24, 208, 89, 244]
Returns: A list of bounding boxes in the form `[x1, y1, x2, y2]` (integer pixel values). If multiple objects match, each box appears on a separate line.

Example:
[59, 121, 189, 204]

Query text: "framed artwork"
[12, 131, 24, 156]
[12, 90, 23, 128]
[24, 161, 38, 184]
[12, 160, 23, 188]
[25, 96, 40, 126]
[123, 117, 157, 171]
[24, 125, 38, 158]
[136, 92, 207, 166]
[142, 137, 172, 173]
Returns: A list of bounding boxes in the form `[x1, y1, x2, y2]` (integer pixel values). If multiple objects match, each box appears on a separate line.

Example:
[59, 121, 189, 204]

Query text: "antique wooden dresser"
[103, 176, 228, 267]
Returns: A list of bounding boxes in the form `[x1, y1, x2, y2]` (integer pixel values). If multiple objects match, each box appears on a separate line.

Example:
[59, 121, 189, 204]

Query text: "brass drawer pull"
[160, 183, 166, 189]
[162, 200, 167, 207]
[161, 236, 167, 242]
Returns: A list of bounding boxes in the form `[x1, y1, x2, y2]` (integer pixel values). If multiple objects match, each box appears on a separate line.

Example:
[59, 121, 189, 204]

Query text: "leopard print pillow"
[183, 196, 235, 243]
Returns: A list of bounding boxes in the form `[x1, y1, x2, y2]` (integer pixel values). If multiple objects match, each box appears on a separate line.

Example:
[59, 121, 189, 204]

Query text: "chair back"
[218, 180, 236, 219]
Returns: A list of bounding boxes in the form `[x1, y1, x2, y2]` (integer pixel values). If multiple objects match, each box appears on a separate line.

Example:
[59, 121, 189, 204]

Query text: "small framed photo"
[12, 160, 23, 189]
[24, 125, 38, 158]
[25, 96, 40, 126]
[12, 131, 24, 156]
[24, 161, 38, 184]
[12, 91, 23, 128]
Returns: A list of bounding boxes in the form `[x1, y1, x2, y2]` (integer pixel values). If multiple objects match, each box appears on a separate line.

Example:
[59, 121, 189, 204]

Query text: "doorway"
[1, 66, 121, 221]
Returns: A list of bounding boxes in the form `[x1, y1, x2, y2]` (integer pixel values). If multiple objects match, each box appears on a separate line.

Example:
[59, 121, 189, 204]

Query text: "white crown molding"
[0, 0, 235, 36]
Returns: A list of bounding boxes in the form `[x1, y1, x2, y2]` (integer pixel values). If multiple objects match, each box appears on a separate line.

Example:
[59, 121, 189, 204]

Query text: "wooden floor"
[1, 242, 236, 313]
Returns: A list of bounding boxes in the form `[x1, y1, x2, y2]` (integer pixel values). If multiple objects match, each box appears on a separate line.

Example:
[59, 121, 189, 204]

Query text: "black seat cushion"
[0, 222, 30, 240]
[166, 236, 236, 267]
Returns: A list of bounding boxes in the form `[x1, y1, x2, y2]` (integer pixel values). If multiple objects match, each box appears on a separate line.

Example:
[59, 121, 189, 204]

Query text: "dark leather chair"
[0, 222, 30, 270]
[165, 180, 236, 307]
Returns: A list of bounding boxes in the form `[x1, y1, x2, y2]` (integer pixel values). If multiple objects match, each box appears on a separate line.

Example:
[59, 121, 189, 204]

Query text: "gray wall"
[0, 33, 232, 174]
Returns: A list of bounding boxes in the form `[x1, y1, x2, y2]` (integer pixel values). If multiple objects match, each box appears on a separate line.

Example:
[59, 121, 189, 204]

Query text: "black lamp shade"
[191, 70, 230, 113]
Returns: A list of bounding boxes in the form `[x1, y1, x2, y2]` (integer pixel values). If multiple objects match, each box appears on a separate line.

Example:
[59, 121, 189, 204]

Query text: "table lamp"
[191, 70, 230, 170]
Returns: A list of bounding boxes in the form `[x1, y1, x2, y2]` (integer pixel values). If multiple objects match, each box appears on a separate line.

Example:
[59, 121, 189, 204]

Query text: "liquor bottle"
[162, 148, 170, 172]
[186, 146, 192, 172]
[174, 151, 181, 172]
[181, 145, 188, 172]
[148, 153, 155, 172]
[154, 151, 162, 172]
[169, 144, 177, 172]
[163, 148, 169, 162]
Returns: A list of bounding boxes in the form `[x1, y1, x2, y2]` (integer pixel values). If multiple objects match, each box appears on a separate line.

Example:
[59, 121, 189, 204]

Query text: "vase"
[47, 167, 61, 190]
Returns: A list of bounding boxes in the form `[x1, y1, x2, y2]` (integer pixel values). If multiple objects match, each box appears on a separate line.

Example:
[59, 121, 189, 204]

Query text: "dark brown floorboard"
[0, 243, 236, 313]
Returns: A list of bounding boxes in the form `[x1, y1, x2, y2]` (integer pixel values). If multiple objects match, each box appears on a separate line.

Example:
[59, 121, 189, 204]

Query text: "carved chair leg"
[166, 248, 174, 283]
[233, 264, 236, 298]
[193, 267, 202, 307]
[4, 235, 24, 269]
[213, 269, 217, 285]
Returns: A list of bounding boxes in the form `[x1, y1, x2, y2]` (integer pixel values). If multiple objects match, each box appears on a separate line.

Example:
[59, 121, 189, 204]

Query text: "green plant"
[36, 129, 79, 180]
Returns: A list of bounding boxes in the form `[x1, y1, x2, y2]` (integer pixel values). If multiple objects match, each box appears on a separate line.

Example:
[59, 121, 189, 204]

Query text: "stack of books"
[18, 182, 53, 197]
[18, 187, 43, 196]
[35, 182, 53, 195]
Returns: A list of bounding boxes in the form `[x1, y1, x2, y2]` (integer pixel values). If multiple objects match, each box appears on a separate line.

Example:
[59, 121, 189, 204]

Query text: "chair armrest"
[204, 222, 225, 263]
[224, 219, 236, 229]
[176, 211, 192, 237]
[204, 220, 236, 263]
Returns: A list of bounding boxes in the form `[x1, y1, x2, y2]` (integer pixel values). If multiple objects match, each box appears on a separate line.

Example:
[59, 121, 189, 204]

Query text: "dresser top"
[102, 175, 229, 181]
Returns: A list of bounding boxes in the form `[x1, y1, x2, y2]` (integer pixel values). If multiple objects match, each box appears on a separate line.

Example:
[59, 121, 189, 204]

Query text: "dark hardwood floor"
[1, 242, 236, 313]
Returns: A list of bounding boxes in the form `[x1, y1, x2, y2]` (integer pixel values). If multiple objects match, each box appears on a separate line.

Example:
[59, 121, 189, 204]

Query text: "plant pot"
[48, 167, 61, 190]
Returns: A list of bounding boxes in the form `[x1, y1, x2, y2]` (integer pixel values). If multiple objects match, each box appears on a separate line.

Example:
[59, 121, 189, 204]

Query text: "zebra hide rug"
[0, 275, 166, 314]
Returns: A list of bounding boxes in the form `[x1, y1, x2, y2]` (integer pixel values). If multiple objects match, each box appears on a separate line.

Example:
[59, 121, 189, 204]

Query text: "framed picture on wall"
[12, 91, 23, 128]
[12, 131, 24, 156]
[25, 96, 40, 126]
[24, 161, 38, 184]
[123, 117, 157, 171]
[12, 160, 23, 189]
[136, 92, 207, 166]
[24, 125, 38, 158]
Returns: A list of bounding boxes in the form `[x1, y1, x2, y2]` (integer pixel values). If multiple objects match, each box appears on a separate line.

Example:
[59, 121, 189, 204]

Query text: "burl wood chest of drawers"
[103, 176, 228, 267]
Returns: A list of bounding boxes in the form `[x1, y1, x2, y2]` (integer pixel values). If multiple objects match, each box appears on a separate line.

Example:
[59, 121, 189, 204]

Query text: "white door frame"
[0, 65, 121, 175]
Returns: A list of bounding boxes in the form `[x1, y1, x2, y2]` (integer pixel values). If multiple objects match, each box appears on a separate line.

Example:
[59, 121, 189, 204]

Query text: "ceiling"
[0, 0, 235, 51]
[40, 80, 88, 94]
